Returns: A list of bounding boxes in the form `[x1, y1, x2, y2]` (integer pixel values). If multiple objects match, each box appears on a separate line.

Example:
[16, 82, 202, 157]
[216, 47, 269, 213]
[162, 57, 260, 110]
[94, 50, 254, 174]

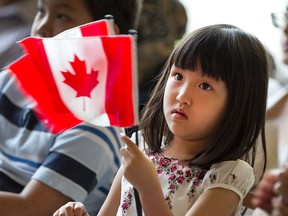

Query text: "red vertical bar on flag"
[55, 19, 111, 38]
[101, 36, 137, 126]
[80, 20, 112, 36]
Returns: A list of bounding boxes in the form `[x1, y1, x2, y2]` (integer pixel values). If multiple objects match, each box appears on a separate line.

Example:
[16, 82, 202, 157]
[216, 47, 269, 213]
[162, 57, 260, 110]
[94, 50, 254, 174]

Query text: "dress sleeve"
[202, 159, 255, 201]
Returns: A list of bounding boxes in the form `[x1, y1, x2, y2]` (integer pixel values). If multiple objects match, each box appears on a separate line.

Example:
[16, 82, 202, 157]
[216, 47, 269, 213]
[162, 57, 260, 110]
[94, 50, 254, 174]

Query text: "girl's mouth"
[172, 108, 188, 119]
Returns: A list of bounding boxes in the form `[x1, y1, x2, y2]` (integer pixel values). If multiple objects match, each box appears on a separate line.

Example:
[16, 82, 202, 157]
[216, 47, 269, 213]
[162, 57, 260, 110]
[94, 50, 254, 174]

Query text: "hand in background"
[252, 170, 279, 213]
[271, 167, 288, 216]
[252, 167, 288, 216]
[53, 202, 89, 216]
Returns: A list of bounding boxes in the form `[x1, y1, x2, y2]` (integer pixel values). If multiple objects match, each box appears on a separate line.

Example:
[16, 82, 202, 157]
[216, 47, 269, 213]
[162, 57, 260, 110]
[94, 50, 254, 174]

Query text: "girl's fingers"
[120, 133, 141, 155]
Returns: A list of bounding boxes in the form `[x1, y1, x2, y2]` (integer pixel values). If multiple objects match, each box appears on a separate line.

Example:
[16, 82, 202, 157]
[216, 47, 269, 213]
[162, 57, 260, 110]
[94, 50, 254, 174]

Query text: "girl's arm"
[186, 188, 240, 216]
[97, 167, 123, 216]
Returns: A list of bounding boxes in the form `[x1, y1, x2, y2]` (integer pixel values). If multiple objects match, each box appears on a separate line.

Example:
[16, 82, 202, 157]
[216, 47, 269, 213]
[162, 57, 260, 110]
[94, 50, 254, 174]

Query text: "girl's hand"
[120, 134, 159, 193]
[120, 134, 173, 215]
[53, 202, 89, 216]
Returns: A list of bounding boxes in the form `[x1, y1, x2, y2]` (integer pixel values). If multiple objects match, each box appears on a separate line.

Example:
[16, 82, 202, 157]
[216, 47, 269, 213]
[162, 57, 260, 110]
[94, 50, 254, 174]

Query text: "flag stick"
[127, 28, 142, 216]
[104, 14, 116, 35]
[124, 125, 142, 216]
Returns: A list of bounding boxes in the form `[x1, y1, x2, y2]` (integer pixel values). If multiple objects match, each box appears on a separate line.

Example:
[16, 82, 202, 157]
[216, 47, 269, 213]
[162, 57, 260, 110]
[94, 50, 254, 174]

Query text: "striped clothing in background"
[0, 70, 122, 215]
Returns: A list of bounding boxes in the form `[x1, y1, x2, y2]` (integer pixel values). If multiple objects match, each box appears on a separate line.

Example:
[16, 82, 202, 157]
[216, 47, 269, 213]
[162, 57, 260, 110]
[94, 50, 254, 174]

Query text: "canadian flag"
[8, 23, 138, 133]
[54, 19, 113, 38]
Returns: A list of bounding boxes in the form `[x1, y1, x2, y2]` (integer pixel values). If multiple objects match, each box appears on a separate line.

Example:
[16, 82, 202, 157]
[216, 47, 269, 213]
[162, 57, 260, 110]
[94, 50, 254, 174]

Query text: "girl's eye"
[199, 82, 212, 90]
[173, 73, 183, 81]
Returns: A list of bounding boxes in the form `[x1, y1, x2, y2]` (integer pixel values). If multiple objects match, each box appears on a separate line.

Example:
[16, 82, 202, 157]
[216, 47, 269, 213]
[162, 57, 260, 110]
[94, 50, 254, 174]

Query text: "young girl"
[53, 24, 269, 216]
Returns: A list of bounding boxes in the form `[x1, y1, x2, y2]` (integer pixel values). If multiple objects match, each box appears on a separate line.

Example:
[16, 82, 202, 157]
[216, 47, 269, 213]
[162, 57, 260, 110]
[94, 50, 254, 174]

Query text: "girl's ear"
[113, 24, 120, 34]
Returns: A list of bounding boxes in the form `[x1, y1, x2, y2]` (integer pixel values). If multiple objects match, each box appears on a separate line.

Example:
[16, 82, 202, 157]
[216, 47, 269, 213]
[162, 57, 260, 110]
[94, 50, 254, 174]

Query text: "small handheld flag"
[8, 20, 139, 133]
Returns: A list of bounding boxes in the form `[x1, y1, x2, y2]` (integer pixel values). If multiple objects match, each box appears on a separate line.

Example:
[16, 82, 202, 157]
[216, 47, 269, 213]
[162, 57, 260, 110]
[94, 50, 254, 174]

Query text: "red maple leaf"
[61, 54, 99, 98]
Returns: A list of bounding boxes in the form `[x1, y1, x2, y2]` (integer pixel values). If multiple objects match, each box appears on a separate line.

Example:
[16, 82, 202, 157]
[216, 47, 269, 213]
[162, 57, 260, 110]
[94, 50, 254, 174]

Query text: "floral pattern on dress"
[147, 152, 207, 209]
[120, 151, 207, 214]
[121, 186, 134, 214]
[118, 156, 254, 215]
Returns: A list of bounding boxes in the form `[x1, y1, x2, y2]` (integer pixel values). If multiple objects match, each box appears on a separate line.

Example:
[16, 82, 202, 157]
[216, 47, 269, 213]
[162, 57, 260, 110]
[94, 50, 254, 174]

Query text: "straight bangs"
[172, 25, 237, 83]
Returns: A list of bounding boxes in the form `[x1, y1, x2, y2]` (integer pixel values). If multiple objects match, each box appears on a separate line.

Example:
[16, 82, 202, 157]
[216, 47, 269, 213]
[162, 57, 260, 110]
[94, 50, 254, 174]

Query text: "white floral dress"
[116, 151, 255, 216]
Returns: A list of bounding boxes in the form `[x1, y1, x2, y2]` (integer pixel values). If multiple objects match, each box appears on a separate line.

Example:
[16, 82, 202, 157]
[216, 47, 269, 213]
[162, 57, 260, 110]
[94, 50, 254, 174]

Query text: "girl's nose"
[176, 87, 192, 106]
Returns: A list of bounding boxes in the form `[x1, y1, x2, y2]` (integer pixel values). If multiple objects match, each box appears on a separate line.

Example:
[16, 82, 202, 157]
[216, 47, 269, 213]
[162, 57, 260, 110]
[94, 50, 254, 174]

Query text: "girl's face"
[31, 0, 93, 37]
[163, 64, 228, 148]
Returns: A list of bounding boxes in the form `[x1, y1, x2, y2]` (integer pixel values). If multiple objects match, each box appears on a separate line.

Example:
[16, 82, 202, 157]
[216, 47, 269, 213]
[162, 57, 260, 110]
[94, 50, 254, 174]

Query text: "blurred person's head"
[0, 0, 19, 7]
[31, 0, 142, 37]
[272, 7, 288, 64]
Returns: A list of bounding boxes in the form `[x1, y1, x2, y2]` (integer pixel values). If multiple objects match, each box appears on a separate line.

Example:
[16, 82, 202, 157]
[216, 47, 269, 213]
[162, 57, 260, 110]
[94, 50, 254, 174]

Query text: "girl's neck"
[162, 138, 208, 161]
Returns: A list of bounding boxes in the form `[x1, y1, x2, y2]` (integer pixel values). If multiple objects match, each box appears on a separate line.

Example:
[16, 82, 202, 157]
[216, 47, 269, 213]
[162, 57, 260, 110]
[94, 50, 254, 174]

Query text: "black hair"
[84, 0, 142, 34]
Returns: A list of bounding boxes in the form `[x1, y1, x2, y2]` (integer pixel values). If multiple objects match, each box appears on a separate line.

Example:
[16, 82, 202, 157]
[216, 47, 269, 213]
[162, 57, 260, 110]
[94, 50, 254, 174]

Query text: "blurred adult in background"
[137, 0, 187, 113]
[251, 5, 288, 216]
[0, 0, 36, 69]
